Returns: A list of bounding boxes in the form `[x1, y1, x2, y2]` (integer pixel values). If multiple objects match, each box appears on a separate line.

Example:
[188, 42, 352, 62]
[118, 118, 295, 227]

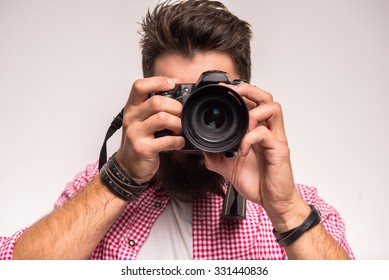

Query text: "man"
[0, 0, 353, 260]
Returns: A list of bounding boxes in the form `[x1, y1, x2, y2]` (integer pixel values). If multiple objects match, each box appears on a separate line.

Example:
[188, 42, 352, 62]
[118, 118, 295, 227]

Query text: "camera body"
[151, 70, 249, 155]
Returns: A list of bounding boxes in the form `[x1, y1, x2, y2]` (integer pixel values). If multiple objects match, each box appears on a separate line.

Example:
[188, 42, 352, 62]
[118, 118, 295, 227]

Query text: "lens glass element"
[203, 107, 226, 130]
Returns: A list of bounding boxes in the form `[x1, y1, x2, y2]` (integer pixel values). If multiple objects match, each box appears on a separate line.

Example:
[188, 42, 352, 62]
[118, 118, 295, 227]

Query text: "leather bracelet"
[273, 204, 321, 247]
[99, 153, 149, 201]
[100, 165, 137, 201]
[108, 153, 138, 186]
[106, 155, 148, 195]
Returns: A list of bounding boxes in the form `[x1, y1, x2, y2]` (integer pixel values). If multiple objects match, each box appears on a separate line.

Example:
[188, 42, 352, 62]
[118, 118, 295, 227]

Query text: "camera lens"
[181, 84, 248, 153]
[204, 107, 226, 130]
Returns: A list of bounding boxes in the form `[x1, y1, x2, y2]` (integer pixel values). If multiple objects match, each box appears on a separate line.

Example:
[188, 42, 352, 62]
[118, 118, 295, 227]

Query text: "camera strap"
[98, 109, 246, 219]
[222, 182, 246, 220]
[98, 109, 124, 170]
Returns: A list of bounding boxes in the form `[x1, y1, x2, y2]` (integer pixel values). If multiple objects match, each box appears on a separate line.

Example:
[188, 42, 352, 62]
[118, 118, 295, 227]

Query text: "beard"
[151, 152, 225, 201]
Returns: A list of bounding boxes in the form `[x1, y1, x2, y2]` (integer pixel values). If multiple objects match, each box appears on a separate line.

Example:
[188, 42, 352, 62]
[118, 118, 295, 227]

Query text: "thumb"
[203, 152, 227, 174]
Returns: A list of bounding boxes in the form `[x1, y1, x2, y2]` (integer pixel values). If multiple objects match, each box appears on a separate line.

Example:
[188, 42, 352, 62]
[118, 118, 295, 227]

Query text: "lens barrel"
[181, 84, 248, 153]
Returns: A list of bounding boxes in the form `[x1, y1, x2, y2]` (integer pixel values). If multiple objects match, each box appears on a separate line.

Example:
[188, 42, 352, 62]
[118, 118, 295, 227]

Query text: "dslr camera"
[151, 70, 249, 155]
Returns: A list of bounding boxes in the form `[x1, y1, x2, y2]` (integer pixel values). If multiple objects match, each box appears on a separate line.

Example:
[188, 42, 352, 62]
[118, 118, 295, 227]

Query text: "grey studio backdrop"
[0, 0, 388, 259]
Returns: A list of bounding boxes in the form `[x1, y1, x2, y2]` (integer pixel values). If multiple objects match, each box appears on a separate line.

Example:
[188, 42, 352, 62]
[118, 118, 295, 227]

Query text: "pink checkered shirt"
[0, 162, 354, 260]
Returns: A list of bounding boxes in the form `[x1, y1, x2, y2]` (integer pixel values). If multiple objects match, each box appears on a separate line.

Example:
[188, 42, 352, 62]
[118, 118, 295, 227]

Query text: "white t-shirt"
[136, 199, 193, 259]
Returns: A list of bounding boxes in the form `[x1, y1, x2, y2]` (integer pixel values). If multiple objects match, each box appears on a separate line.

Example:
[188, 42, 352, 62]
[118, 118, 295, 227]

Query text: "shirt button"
[128, 239, 136, 247]
[154, 202, 161, 208]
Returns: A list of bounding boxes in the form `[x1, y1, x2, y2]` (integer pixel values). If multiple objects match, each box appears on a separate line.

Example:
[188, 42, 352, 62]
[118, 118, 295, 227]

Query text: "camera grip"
[154, 129, 172, 138]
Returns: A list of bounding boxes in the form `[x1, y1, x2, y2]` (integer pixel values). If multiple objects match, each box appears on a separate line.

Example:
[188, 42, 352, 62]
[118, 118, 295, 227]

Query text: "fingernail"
[167, 78, 175, 86]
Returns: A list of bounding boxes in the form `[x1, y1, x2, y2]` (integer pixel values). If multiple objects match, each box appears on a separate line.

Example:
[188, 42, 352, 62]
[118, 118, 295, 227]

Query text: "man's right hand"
[115, 77, 185, 184]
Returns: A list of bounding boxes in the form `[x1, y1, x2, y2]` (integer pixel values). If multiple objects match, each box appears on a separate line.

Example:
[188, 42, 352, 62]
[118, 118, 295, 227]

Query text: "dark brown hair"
[140, 0, 252, 81]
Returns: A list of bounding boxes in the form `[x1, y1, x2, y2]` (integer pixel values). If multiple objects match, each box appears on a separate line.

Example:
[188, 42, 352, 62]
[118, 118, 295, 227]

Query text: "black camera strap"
[98, 109, 124, 170]
[98, 109, 246, 219]
[222, 182, 246, 220]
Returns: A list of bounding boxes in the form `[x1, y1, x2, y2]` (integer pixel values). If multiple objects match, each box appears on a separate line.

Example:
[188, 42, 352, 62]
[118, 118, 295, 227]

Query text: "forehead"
[153, 52, 239, 83]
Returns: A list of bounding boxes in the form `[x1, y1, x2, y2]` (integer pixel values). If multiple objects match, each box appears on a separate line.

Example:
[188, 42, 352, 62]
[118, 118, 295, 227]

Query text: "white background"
[1, 260, 388, 279]
[0, 0, 388, 259]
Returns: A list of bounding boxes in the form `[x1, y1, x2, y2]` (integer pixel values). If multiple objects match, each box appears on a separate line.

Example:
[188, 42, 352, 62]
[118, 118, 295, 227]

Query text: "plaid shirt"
[0, 162, 354, 260]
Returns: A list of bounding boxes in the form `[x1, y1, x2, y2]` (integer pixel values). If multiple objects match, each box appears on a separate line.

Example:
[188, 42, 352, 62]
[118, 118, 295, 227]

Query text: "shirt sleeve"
[296, 184, 355, 259]
[0, 230, 26, 260]
[54, 161, 99, 209]
[0, 162, 99, 260]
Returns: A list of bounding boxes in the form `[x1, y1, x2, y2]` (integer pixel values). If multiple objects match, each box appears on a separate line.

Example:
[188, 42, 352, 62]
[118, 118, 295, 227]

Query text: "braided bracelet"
[99, 153, 149, 201]
[273, 204, 321, 247]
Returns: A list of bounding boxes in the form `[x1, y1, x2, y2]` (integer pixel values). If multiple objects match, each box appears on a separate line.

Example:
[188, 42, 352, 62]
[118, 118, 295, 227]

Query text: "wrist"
[99, 152, 149, 201]
[115, 150, 148, 185]
[273, 204, 321, 247]
[269, 200, 311, 233]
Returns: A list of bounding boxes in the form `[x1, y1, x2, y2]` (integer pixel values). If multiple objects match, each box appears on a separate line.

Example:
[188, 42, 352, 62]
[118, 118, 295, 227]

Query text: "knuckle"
[122, 117, 131, 128]
[122, 109, 136, 128]
[148, 95, 165, 109]
[121, 117, 130, 130]
[271, 102, 282, 113]
[131, 139, 147, 155]
[147, 95, 159, 109]
[257, 125, 269, 134]
[155, 111, 169, 122]
[132, 79, 145, 91]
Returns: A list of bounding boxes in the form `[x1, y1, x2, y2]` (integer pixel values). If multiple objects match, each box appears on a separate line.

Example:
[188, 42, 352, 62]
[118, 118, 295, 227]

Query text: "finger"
[221, 83, 273, 105]
[150, 135, 186, 154]
[136, 94, 183, 121]
[248, 102, 286, 138]
[236, 83, 273, 105]
[129, 135, 185, 159]
[127, 76, 176, 106]
[242, 96, 257, 110]
[239, 125, 285, 157]
[141, 111, 182, 136]
[203, 152, 227, 174]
